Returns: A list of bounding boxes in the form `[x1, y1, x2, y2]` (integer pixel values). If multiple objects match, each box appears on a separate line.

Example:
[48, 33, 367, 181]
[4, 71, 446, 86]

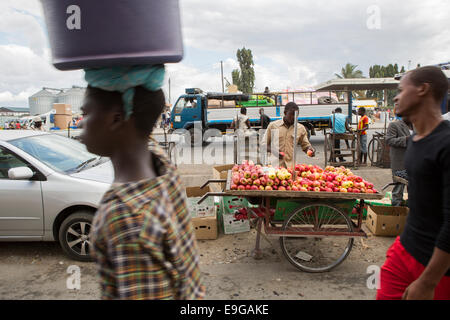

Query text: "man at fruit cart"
[385, 108, 412, 206]
[330, 107, 352, 163]
[357, 107, 369, 165]
[264, 102, 315, 168]
[377, 66, 450, 300]
[79, 65, 205, 300]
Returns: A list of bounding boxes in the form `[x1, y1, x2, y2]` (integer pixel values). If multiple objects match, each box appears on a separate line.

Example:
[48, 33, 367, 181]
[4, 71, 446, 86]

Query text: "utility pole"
[221, 61, 225, 93]
[221, 60, 225, 108]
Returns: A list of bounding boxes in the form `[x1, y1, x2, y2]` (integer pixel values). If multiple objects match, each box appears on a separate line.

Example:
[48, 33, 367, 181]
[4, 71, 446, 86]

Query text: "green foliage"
[367, 63, 405, 106]
[233, 48, 255, 94]
[231, 69, 240, 88]
[335, 63, 364, 79]
[335, 63, 365, 99]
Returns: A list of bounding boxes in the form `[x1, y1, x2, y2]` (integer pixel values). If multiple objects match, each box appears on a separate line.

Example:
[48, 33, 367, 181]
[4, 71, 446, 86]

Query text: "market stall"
[197, 162, 383, 273]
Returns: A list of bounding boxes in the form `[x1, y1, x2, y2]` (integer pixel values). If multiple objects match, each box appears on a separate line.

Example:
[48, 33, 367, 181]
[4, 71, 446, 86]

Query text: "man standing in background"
[330, 107, 352, 162]
[259, 108, 271, 129]
[357, 107, 369, 165]
[385, 113, 411, 206]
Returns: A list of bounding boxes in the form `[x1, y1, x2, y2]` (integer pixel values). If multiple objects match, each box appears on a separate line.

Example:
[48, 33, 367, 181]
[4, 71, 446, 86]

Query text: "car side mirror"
[8, 167, 34, 180]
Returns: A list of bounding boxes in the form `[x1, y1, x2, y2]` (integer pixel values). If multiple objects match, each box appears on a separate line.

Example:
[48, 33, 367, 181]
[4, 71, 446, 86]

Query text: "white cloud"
[1, 0, 450, 108]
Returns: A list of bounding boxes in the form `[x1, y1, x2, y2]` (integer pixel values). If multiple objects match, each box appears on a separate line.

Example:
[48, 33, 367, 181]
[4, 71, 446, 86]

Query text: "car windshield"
[9, 134, 103, 174]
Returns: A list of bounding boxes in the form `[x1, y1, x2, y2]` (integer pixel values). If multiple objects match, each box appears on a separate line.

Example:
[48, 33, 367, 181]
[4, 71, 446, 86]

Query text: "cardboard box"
[54, 114, 73, 129]
[191, 215, 218, 240]
[53, 103, 72, 115]
[185, 186, 216, 218]
[365, 205, 409, 236]
[185, 186, 218, 240]
[211, 164, 234, 192]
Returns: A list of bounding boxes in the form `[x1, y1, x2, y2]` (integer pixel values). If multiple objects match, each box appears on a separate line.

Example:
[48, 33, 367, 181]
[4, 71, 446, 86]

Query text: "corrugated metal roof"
[315, 78, 400, 91]
[30, 89, 57, 98]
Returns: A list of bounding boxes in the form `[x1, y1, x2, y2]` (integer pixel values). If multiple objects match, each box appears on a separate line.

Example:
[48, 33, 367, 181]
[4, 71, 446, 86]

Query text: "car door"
[0, 146, 44, 237]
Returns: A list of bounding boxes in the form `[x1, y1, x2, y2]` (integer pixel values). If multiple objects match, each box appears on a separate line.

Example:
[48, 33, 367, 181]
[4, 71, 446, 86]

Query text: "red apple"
[292, 186, 299, 191]
[278, 186, 286, 191]
[274, 178, 280, 186]
[231, 184, 238, 190]
[325, 187, 333, 192]
[266, 179, 274, 187]
[273, 185, 278, 190]
[314, 187, 321, 192]
[253, 179, 261, 186]
[240, 178, 248, 185]
[332, 187, 340, 192]
[251, 185, 259, 190]
[245, 185, 252, 190]
[238, 185, 245, 191]
[259, 177, 267, 186]
[265, 186, 273, 191]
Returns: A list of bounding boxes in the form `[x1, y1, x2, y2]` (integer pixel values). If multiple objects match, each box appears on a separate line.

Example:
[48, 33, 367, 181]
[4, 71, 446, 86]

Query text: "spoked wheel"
[368, 137, 382, 165]
[279, 203, 354, 273]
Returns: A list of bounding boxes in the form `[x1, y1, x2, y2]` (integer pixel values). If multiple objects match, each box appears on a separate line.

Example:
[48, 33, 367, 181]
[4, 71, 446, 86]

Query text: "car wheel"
[58, 212, 94, 262]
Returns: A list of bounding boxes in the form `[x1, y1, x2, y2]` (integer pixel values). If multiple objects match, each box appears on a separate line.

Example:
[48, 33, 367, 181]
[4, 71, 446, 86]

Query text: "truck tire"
[58, 211, 94, 262]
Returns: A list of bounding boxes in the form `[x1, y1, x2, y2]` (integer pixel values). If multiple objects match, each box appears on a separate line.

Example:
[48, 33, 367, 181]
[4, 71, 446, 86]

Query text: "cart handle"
[197, 192, 227, 205]
[200, 179, 227, 189]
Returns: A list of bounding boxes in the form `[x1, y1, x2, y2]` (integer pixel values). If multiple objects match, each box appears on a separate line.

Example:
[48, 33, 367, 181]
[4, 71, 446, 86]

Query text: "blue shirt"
[330, 113, 347, 134]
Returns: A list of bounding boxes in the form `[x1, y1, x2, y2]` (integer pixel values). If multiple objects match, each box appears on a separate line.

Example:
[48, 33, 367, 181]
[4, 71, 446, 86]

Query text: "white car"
[0, 130, 113, 261]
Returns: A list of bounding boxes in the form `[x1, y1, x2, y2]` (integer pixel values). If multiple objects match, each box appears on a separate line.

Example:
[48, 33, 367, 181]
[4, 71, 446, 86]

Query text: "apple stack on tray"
[229, 160, 378, 194]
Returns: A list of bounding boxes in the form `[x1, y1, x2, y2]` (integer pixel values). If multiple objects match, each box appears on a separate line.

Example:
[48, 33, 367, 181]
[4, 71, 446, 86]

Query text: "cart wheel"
[279, 203, 354, 273]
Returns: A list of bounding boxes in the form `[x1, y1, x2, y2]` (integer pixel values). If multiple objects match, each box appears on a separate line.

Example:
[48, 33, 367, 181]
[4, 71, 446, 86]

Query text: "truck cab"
[171, 88, 206, 131]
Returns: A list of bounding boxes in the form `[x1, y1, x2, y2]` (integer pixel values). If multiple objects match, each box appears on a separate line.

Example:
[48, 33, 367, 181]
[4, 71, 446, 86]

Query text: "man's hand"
[402, 279, 435, 300]
[306, 148, 315, 157]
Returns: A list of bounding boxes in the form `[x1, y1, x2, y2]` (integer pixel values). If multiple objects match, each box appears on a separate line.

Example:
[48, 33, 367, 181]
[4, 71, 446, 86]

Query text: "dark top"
[260, 114, 271, 129]
[401, 120, 450, 276]
[386, 120, 411, 172]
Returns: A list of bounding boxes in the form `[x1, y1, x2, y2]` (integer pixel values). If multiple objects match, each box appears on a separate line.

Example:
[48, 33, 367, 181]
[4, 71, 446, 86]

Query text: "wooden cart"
[198, 171, 383, 273]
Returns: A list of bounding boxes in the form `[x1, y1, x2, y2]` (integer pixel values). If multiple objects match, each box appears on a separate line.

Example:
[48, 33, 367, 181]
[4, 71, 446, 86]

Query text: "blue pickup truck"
[170, 88, 352, 143]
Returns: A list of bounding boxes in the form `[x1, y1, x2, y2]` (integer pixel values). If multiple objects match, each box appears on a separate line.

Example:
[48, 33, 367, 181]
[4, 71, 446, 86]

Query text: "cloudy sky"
[1, 0, 449, 107]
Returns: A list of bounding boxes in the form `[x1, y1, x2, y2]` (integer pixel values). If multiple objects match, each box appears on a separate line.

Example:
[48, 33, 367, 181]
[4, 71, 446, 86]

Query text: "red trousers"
[376, 237, 450, 300]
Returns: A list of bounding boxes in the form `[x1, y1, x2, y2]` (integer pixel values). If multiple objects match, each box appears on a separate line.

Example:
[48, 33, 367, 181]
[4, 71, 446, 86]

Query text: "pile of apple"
[230, 161, 378, 193]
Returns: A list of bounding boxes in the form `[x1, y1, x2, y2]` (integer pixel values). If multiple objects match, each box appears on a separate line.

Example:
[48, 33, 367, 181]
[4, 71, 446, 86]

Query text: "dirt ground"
[0, 224, 395, 300]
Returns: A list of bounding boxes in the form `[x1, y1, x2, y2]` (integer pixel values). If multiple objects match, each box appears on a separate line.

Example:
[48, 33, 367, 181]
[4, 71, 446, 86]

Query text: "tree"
[335, 63, 365, 99]
[231, 69, 240, 89]
[366, 63, 406, 107]
[335, 63, 364, 79]
[232, 48, 255, 94]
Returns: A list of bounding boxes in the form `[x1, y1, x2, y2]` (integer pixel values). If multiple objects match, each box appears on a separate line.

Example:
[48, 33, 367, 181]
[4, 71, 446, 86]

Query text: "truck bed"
[206, 104, 349, 125]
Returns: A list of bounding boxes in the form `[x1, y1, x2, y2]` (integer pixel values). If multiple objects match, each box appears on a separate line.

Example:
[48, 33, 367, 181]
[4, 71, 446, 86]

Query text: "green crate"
[221, 196, 250, 214]
[273, 199, 360, 221]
